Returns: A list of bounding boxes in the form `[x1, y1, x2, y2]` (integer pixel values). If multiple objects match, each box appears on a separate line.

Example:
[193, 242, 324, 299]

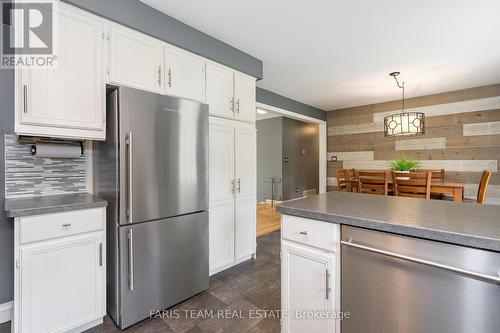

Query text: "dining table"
[346, 179, 465, 202]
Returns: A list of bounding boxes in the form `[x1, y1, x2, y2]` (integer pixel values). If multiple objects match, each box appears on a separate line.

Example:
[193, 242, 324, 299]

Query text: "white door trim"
[256, 102, 327, 194]
[0, 301, 13, 324]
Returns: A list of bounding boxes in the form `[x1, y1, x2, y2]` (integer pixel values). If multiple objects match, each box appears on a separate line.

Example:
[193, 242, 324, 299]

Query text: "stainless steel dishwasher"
[341, 225, 500, 333]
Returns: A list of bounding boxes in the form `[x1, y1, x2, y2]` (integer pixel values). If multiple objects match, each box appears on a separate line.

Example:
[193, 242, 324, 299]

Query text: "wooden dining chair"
[345, 168, 358, 192]
[413, 169, 445, 182]
[393, 171, 432, 199]
[464, 170, 492, 204]
[356, 170, 389, 195]
[335, 169, 348, 191]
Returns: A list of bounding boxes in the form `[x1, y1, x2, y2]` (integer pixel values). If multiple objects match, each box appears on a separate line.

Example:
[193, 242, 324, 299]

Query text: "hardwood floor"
[84, 230, 281, 333]
[256, 203, 281, 237]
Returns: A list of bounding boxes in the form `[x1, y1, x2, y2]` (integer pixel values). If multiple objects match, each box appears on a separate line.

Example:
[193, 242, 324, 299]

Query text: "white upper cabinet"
[233, 72, 256, 123]
[165, 46, 205, 102]
[15, 2, 105, 140]
[206, 62, 256, 123]
[234, 127, 257, 197]
[108, 24, 164, 94]
[206, 62, 235, 118]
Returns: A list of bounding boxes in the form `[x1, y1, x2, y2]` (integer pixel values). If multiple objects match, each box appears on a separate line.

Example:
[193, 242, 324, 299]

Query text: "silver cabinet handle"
[23, 85, 28, 113]
[325, 269, 331, 299]
[236, 98, 240, 113]
[237, 178, 241, 193]
[99, 243, 103, 267]
[62, 223, 71, 228]
[341, 240, 500, 285]
[299, 231, 308, 235]
[231, 179, 235, 194]
[126, 132, 133, 223]
[128, 229, 134, 291]
[229, 98, 234, 113]
[157, 66, 162, 86]
[167, 68, 172, 87]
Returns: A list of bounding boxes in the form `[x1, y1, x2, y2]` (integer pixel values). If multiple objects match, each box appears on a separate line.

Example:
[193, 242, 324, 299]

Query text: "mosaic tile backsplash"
[4, 134, 86, 197]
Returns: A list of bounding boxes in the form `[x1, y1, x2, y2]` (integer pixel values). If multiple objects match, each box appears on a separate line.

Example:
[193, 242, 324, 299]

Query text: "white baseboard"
[0, 301, 13, 324]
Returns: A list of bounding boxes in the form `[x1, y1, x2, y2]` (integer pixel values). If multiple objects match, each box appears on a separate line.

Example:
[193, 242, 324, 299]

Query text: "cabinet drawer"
[20, 208, 105, 244]
[282, 215, 338, 252]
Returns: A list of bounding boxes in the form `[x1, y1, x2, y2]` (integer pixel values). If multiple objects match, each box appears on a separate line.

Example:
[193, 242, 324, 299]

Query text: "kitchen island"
[277, 191, 500, 333]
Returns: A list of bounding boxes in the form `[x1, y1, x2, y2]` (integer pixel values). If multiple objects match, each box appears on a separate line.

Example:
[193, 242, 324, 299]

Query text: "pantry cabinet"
[15, 2, 106, 140]
[208, 117, 257, 274]
[206, 62, 256, 123]
[13, 208, 106, 333]
[281, 215, 340, 333]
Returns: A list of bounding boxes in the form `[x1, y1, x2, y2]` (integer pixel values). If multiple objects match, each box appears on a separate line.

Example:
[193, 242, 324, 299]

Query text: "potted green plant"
[390, 155, 422, 172]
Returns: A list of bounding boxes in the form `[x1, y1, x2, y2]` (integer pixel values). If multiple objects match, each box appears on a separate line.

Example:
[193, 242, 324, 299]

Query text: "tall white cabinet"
[209, 117, 257, 274]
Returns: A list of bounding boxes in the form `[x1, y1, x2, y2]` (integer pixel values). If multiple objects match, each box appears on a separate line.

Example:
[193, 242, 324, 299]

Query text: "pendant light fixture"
[383, 72, 425, 137]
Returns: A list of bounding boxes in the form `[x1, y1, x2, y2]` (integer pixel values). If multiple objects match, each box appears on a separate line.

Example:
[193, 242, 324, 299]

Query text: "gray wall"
[256, 117, 283, 203]
[62, 0, 263, 79]
[0, 30, 14, 302]
[256, 88, 327, 121]
[282, 118, 319, 200]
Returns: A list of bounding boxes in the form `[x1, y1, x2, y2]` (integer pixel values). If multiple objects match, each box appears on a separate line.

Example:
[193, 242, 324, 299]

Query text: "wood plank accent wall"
[327, 84, 500, 204]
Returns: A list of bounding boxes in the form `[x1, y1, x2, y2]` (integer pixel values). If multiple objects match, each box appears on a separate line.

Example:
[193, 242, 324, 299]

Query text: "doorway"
[255, 103, 326, 237]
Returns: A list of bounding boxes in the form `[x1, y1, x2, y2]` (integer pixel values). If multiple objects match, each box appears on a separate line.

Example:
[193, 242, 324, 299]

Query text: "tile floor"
[87, 230, 281, 332]
[0, 231, 281, 333]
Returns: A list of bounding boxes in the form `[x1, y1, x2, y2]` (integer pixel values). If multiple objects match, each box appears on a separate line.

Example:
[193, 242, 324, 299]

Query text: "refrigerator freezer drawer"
[117, 211, 209, 329]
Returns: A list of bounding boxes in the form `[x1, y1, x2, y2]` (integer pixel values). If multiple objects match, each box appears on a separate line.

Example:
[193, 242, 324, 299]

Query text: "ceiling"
[141, 0, 500, 110]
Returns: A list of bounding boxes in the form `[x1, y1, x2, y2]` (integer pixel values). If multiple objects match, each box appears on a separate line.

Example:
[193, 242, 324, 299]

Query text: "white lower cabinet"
[281, 215, 340, 333]
[235, 195, 257, 261]
[13, 208, 106, 333]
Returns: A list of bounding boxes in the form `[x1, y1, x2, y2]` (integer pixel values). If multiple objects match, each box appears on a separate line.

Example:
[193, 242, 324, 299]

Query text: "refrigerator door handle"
[126, 132, 133, 223]
[128, 228, 134, 291]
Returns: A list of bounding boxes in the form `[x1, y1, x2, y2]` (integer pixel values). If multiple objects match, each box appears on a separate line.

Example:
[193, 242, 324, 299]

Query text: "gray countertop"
[276, 191, 500, 252]
[4, 193, 108, 218]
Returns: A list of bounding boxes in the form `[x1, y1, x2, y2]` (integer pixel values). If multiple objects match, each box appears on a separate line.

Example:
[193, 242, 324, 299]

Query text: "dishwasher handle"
[341, 240, 500, 285]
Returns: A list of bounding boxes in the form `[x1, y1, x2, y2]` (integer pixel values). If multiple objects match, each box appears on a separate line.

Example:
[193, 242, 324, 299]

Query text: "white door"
[235, 127, 257, 198]
[209, 123, 235, 202]
[235, 195, 256, 260]
[206, 62, 234, 118]
[233, 72, 256, 123]
[165, 46, 205, 102]
[282, 241, 335, 333]
[19, 233, 104, 333]
[109, 24, 163, 93]
[18, 3, 104, 133]
[209, 199, 235, 273]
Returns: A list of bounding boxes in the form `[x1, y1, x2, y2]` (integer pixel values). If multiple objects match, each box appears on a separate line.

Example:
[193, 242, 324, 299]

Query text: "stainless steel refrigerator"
[93, 86, 209, 329]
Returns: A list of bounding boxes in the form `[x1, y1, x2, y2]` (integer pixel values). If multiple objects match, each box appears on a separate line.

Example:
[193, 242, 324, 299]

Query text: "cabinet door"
[209, 123, 235, 202]
[20, 233, 104, 333]
[206, 62, 234, 118]
[18, 3, 105, 135]
[233, 72, 256, 123]
[282, 241, 335, 333]
[235, 127, 257, 197]
[209, 199, 235, 274]
[165, 46, 205, 102]
[235, 195, 256, 260]
[109, 24, 163, 93]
